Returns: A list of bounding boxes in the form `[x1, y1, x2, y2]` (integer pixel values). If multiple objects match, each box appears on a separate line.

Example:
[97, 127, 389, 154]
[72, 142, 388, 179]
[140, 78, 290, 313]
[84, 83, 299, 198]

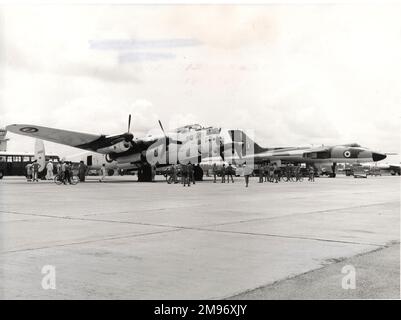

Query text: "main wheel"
[70, 176, 79, 185]
[54, 175, 63, 185]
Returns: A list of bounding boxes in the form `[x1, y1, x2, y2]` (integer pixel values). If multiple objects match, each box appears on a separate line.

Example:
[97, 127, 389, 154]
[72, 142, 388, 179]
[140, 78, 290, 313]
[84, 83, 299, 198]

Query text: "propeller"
[124, 114, 134, 142]
[158, 120, 166, 136]
[128, 114, 132, 133]
[158, 120, 182, 145]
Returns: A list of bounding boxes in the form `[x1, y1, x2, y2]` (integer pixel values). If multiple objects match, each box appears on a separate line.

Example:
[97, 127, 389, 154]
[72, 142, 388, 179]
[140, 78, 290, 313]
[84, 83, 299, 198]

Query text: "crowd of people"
[25, 160, 89, 184]
[255, 163, 315, 183]
[166, 162, 197, 187]
[166, 162, 255, 187]
[24, 159, 315, 186]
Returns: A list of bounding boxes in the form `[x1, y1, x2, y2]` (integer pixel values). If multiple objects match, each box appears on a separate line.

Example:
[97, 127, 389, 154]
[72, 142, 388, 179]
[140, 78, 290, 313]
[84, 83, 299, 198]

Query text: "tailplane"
[0, 128, 9, 152]
[228, 130, 268, 155]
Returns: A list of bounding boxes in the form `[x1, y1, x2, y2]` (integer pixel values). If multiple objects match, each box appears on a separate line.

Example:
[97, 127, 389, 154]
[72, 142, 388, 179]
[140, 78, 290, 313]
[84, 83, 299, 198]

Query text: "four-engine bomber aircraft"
[6, 117, 226, 181]
[227, 130, 387, 177]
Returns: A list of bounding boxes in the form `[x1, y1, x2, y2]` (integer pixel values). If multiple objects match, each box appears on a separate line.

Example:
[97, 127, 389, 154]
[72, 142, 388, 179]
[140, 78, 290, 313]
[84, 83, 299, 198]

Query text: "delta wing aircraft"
[6, 117, 227, 181]
[227, 130, 387, 177]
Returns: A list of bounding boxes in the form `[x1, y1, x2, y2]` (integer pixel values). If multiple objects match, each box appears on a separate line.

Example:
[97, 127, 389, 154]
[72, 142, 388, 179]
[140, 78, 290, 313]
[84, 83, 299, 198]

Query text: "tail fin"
[0, 128, 9, 152]
[228, 130, 268, 155]
[34, 139, 46, 172]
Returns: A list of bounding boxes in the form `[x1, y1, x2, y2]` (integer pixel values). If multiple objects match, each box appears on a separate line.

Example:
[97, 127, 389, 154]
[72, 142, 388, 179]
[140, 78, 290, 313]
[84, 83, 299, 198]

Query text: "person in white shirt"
[242, 162, 253, 188]
[99, 164, 107, 182]
[46, 161, 54, 180]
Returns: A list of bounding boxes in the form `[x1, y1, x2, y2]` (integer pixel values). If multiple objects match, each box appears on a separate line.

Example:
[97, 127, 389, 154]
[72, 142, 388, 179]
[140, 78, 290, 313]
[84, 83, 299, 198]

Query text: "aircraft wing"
[260, 146, 330, 157]
[234, 145, 331, 163]
[6, 124, 104, 150]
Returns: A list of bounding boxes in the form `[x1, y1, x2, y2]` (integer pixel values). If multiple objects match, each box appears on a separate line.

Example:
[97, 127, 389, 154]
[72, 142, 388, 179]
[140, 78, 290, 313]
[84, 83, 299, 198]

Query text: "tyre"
[70, 176, 79, 185]
[54, 175, 63, 185]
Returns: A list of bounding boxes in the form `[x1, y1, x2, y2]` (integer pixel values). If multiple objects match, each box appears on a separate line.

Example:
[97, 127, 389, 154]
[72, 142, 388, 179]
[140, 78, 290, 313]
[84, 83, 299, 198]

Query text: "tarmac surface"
[0, 175, 399, 299]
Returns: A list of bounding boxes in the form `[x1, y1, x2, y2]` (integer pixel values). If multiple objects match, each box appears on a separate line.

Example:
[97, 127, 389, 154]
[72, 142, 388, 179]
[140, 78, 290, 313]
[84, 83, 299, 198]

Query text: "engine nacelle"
[98, 141, 131, 154]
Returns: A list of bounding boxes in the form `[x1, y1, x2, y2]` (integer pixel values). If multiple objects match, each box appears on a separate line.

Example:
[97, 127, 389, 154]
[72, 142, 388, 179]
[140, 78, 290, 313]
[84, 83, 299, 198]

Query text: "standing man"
[221, 164, 226, 183]
[264, 163, 269, 182]
[243, 162, 253, 188]
[273, 164, 279, 183]
[188, 162, 195, 185]
[60, 161, 66, 183]
[212, 163, 218, 183]
[25, 163, 33, 182]
[56, 161, 62, 176]
[258, 164, 264, 183]
[46, 160, 54, 180]
[78, 161, 87, 182]
[227, 164, 234, 183]
[99, 164, 107, 182]
[167, 165, 175, 184]
[31, 160, 41, 182]
[308, 166, 315, 182]
[295, 164, 301, 181]
[172, 165, 178, 183]
[181, 163, 189, 187]
[64, 162, 72, 184]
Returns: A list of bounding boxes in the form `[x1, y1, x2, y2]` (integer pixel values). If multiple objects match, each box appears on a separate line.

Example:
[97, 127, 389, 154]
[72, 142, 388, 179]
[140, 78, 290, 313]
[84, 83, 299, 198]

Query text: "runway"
[0, 175, 399, 299]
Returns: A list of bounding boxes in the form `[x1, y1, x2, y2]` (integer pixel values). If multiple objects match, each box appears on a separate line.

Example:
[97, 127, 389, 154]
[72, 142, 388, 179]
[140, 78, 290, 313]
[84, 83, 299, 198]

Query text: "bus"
[0, 152, 60, 179]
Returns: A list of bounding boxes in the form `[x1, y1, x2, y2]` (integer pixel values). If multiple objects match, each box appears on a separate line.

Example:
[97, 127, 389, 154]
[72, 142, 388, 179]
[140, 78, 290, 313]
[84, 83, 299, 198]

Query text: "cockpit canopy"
[342, 143, 361, 148]
[174, 124, 204, 133]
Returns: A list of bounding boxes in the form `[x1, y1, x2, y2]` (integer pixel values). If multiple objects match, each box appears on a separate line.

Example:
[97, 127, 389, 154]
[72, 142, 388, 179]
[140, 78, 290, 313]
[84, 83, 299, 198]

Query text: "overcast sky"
[0, 4, 400, 162]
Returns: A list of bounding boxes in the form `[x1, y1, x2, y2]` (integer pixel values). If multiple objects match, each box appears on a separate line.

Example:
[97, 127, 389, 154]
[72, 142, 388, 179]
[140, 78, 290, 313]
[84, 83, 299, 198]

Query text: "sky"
[0, 4, 400, 163]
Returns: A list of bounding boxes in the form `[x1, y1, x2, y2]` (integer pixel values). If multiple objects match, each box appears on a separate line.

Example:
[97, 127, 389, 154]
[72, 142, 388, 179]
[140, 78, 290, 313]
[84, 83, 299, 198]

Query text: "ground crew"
[181, 163, 190, 187]
[56, 161, 62, 175]
[212, 163, 218, 183]
[308, 166, 315, 182]
[227, 164, 234, 183]
[295, 165, 301, 181]
[31, 160, 41, 182]
[99, 164, 107, 182]
[258, 164, 264, 183]
[65, 161, 72, 184]
[264, 163, 269, 182]
[25, 163, 32, 182]
[60, 161, 66, 183]
[46, 160, 54, 180]
[221, 164, 226, 183]
[268, 164, 274, 182]
[78, 161, 87, 182]
[167, 165, 178, 184]
[242, 162, 253, 187]
[274, 164, 281, 183]
[188, 162, 195, 184]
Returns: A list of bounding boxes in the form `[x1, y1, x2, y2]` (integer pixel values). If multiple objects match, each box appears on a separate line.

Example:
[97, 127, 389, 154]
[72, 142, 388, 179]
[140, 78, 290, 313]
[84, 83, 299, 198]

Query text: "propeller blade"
[128, 114, 132, 133]
[158, 120, 166, 136]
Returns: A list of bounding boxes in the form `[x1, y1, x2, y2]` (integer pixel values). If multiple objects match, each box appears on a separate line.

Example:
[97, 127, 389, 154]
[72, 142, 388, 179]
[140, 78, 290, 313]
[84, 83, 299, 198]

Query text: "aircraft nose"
[372, 152, 386, 162]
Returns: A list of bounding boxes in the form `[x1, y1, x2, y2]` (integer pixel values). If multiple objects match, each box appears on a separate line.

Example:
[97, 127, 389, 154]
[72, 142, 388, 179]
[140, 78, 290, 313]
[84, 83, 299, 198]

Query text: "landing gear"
[137, 164, 153, 182]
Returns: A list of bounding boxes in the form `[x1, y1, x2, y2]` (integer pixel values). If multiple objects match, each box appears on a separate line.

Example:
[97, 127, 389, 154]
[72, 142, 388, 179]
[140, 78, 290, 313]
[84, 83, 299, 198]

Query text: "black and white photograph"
[0, 0, 400, 304]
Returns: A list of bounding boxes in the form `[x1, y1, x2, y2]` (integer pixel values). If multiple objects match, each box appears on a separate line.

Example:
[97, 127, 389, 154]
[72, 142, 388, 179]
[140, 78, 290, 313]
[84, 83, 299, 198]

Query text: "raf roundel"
[20, 127, 39, 133]
[343, 150, 351, 158]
